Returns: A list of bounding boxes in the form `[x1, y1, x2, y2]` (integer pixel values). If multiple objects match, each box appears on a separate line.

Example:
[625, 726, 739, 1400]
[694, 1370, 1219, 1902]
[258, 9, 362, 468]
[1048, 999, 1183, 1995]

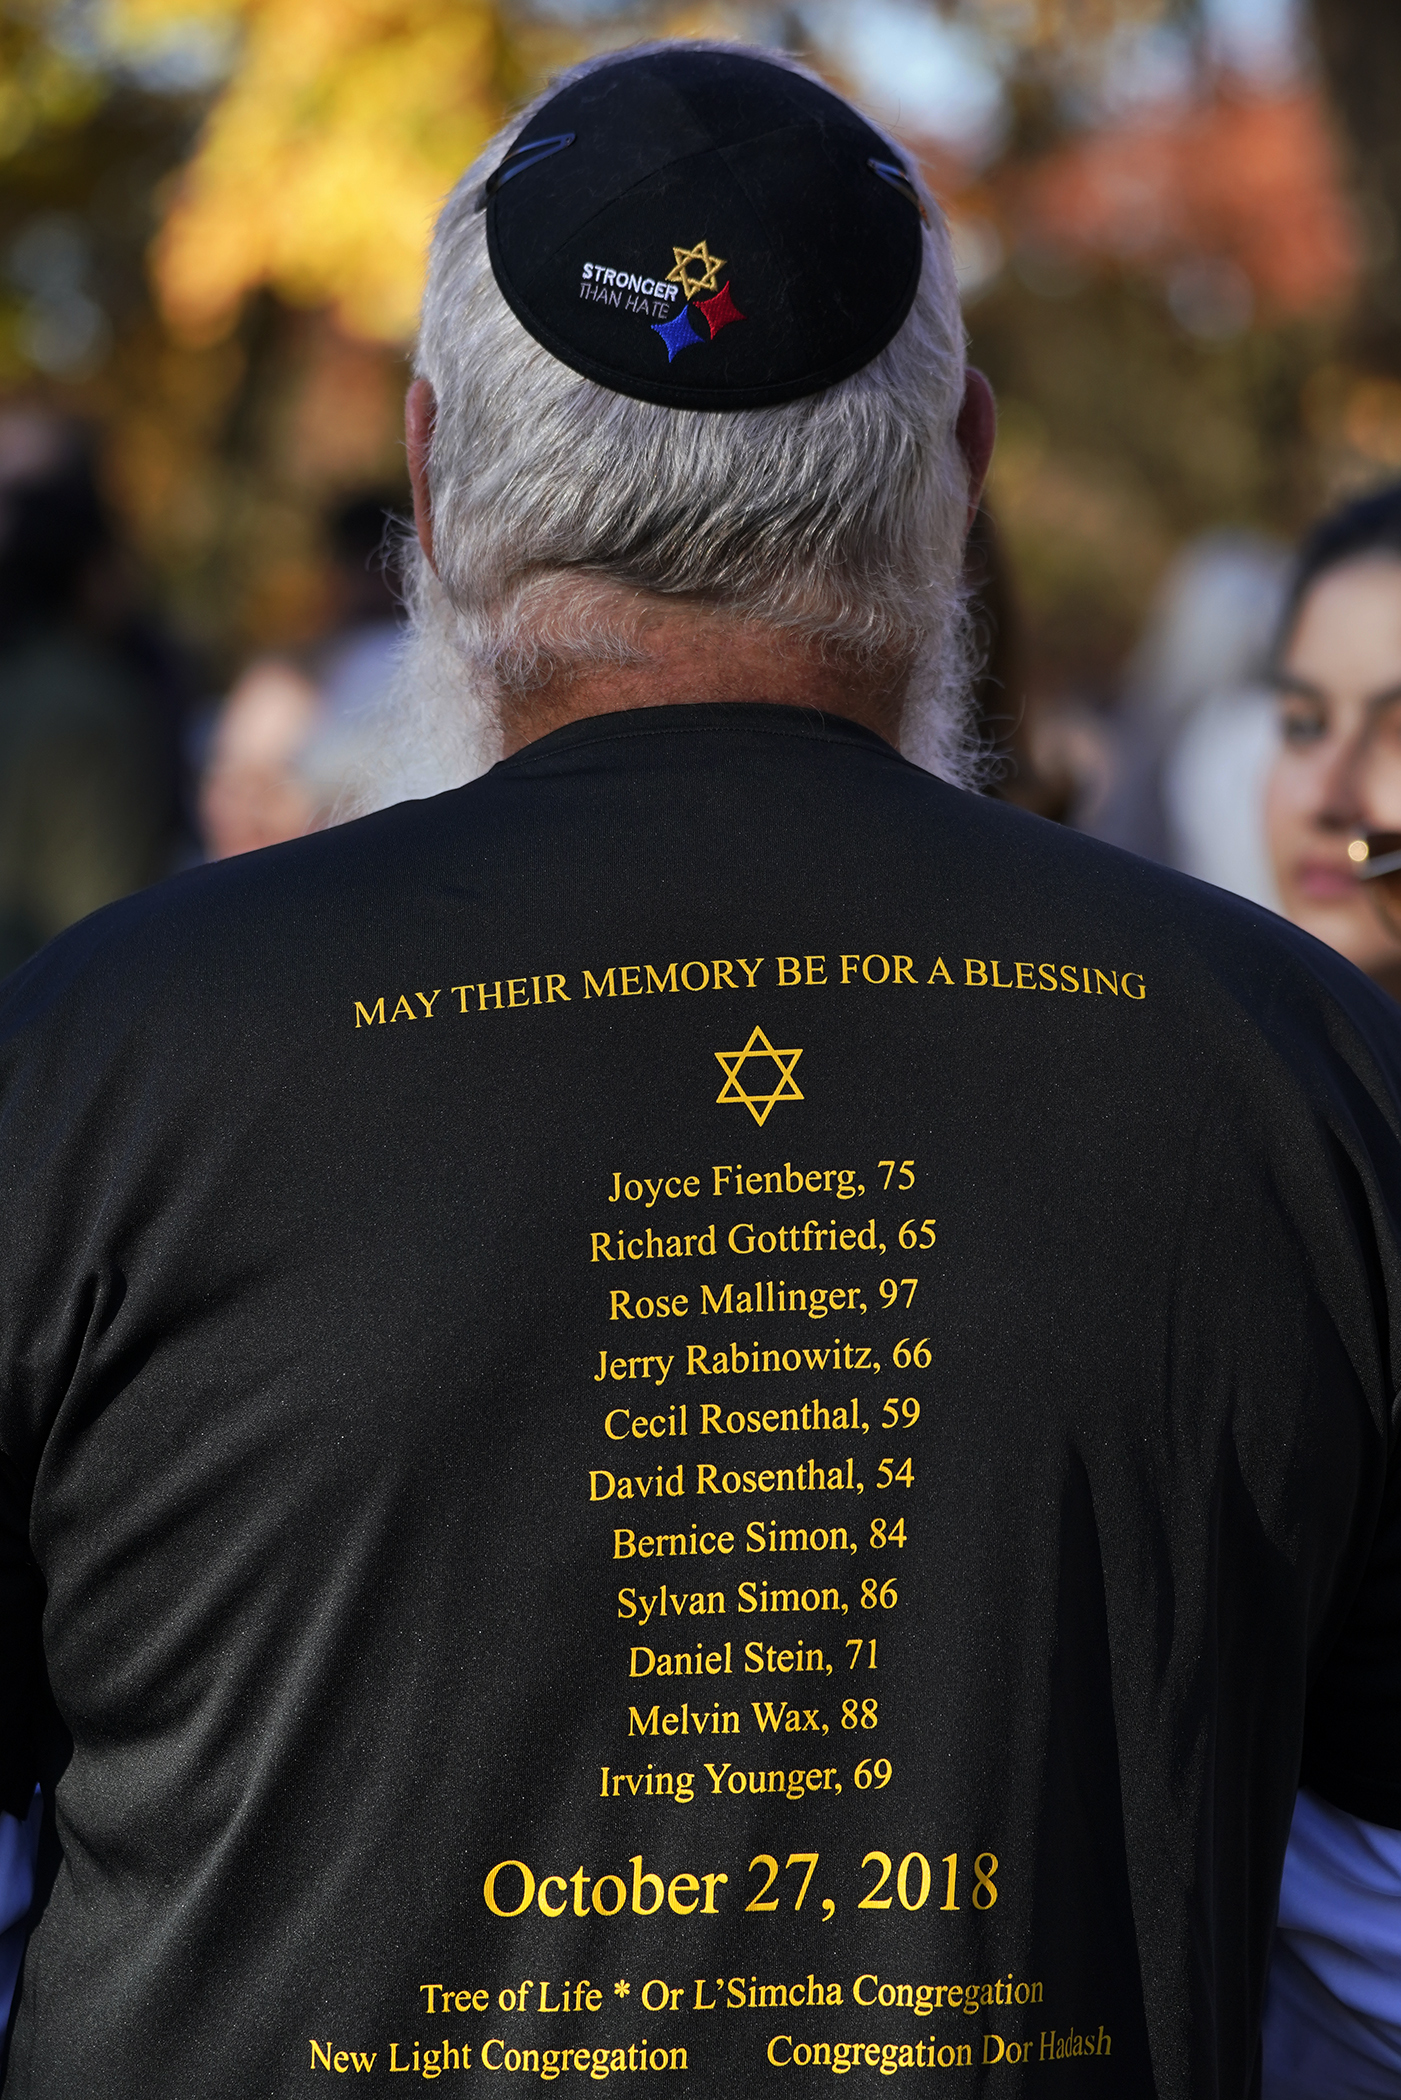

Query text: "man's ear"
[956, 367, 997, 528]
[406, 377, 437, 571]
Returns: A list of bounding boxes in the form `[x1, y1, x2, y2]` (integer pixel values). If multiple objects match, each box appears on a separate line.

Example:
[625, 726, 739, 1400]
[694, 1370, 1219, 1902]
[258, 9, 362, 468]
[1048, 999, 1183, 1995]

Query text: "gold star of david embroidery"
[668, 238, 726, 301]
[714, 1028, 804, 1126]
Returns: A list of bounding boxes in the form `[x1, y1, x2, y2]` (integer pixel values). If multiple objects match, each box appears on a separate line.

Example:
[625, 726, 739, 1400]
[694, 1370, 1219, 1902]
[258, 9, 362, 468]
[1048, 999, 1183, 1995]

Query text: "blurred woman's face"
[200, 660, 324, 860]
[1265, 555, 1401, 992]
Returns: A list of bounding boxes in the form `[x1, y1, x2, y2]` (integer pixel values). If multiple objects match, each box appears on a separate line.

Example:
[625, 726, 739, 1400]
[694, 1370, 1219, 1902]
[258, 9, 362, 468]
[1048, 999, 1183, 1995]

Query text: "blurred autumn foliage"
[125, 0, 503, 342]
[0, 0, 1397, 707]
[0, 0, 514, 663]
[1012, 88, 1357, 318]
[951, 72, 1364, 685]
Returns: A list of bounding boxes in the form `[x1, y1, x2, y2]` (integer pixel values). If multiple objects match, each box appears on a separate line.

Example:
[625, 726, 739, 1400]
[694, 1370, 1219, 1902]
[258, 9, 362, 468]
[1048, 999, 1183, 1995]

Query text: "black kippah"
[480, 46, 926, 413]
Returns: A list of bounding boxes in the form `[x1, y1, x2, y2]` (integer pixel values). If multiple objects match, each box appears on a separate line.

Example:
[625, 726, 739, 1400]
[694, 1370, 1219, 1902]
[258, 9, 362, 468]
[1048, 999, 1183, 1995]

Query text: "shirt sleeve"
[0, 1790, 39, 2035]
[1261, 1789, 1401, 2099]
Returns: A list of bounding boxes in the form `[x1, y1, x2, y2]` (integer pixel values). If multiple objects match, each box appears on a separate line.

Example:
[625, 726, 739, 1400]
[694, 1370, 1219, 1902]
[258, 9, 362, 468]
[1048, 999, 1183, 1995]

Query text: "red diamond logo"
[696, 281, 745, 338]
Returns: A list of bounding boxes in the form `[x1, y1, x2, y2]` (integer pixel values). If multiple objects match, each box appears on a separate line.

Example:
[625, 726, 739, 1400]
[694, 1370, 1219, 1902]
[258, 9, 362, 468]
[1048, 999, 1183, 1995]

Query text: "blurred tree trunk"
[1310, 0, 1401, 368]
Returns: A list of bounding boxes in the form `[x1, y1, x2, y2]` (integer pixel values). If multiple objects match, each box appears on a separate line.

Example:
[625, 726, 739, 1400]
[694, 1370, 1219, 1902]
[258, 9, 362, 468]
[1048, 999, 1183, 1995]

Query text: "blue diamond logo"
[652, 305, 705, 362]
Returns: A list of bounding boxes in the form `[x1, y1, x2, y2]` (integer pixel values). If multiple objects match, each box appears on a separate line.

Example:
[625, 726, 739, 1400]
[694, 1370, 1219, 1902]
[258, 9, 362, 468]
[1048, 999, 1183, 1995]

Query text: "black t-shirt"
[2, 702, 1400, 2099]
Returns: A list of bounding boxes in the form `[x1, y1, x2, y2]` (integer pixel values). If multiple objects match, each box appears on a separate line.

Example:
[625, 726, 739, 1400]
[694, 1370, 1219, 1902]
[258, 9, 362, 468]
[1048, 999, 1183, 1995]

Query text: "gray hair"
[351, 42, 977, 811]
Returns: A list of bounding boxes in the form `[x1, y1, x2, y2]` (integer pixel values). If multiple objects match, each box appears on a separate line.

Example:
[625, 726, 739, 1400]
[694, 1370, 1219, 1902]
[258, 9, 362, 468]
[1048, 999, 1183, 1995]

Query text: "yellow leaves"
[108, 0, 244, 28]
[135, 0, 503, 343]
[974, 0, 1172, 46]
[0, 7, 105, 162]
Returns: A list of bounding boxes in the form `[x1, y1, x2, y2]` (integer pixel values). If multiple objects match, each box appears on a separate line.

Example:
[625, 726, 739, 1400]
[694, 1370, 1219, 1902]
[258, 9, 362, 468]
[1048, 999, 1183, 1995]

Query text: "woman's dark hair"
[1278, 481, 1401, 659]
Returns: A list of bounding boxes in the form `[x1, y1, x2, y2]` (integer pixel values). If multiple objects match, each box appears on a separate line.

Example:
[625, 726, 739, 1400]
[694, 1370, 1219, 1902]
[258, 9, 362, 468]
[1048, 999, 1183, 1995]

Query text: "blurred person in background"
[198, 655, 326, 858]
[0, 411, 190, 976]
[1264, 484, 1401, 1005]
[1257, 479, 1401, 2097]
[199, 489, 405, 858]
[1079, 529, 1288, 903]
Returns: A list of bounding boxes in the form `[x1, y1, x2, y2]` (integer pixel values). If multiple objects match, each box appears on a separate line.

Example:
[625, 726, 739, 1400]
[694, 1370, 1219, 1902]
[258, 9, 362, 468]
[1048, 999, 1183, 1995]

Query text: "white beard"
[333, 554, 502, 821]
[331, 546, 977, 824]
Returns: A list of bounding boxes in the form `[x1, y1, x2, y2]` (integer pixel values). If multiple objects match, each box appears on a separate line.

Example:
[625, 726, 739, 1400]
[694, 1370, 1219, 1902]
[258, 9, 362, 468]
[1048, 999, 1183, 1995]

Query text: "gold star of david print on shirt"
[715, 1028, 804, 1126]
[668, 238, 726, 301]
